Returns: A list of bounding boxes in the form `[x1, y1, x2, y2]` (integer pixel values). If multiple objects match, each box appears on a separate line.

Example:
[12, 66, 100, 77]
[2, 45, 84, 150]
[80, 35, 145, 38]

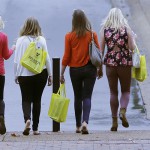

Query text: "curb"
[1, 130, 150, 142]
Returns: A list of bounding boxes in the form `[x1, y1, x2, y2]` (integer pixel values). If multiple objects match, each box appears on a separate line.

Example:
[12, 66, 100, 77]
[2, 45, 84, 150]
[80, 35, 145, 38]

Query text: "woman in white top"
[14, 17, 52, 135]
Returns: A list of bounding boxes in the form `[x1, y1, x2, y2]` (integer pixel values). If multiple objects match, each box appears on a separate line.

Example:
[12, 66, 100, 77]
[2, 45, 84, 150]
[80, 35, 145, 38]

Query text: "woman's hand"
[60, 75, 65, 84]
[15, 76, 19, 84]
[97, 66, 103, 79]
[12, 44, 16, 52]
[47, 76, 52, 86]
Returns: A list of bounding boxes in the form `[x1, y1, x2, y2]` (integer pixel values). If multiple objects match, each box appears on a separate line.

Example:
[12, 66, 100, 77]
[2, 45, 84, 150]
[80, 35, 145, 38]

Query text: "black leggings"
[0, 75, 5, 116]
[18, 69, 48, 131]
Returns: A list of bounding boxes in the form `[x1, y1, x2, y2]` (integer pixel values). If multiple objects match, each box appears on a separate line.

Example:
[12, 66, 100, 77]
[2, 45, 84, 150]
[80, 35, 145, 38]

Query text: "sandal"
[81, 126, 89, 134]
[76, 126, 81, 133]
[33, 131, 40, 135]
[23, 120, 31, 136]
[0, 116, 6, 135]
[81, 122, 89, 134]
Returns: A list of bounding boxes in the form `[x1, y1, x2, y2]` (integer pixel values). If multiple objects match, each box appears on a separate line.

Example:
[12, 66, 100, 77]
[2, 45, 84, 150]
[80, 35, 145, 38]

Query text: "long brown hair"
[72, 9, 91, 37]
[19, 17, 42, 36]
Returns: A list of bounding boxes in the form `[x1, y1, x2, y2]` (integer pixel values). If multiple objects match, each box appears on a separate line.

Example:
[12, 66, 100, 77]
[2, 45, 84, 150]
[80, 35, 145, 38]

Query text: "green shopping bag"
[48, 84, 70, 123]
[20, 38, 47, 74]
[132, 55, 147, 82]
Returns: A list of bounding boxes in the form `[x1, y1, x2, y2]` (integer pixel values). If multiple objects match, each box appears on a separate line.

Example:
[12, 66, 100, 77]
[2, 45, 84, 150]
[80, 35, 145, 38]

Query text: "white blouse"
[14, 35, 51, 77]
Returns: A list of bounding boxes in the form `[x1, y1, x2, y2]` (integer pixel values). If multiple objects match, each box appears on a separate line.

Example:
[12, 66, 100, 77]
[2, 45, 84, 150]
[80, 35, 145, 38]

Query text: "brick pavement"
[0, 0, 150, 150]
[0, 140, 149, 150]
[0, 131, 150, 150]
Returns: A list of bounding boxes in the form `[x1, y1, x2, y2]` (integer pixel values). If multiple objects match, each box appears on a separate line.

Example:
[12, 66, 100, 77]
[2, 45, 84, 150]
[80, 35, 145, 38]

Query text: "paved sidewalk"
[0, 130, 150, 150]
[0, 0, 150, 150]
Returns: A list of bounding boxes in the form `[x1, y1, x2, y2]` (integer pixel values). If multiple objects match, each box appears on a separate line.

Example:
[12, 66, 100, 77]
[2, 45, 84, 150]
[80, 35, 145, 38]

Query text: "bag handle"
[134, 44, 140, 54]
[57, 84, 66, 97]
[90, 30, 100, 49]
[27, 36, 44, 50]
[91, 30, 94, 42]
[27, 36, 40, 42]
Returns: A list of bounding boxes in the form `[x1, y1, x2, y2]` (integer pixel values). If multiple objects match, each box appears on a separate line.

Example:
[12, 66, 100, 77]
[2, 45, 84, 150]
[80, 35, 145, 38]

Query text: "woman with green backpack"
[14, 17, 52, 135]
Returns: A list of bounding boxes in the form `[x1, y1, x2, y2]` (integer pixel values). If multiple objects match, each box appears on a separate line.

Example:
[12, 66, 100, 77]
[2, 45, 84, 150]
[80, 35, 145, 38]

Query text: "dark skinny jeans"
[0, 75, 5, 117]
[70, 61, 96, 127]
[18, 69, 48, 131]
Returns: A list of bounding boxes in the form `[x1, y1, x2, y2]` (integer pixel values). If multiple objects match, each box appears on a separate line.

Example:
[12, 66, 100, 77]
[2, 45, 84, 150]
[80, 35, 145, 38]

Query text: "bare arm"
[95, 28, 105, 80]
[99, 28, 105, 56]
[127, 27, 136, 51]
[60, 65, 67, 84]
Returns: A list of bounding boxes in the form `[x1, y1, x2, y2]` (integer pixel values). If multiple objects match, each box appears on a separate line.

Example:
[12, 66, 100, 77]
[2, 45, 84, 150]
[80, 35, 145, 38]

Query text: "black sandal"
[0, 116, 6, 135]
[76, 126, 81, 133]
[23, 128, 31, 136]
[23, 120, 31, 136]
[81, 126, 89, 134]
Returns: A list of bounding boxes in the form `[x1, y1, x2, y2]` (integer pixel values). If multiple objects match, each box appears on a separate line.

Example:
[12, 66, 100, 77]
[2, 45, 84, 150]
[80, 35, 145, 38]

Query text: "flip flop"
[23, 120, 31, 136]
[81, 126, 89, 134]
[23, 128, 31, 136]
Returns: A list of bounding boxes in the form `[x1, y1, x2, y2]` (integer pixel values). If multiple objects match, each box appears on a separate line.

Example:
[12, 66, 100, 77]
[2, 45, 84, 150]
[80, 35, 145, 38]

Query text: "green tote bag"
[132, 55, 147, 82]
[48, 84, 70, 123]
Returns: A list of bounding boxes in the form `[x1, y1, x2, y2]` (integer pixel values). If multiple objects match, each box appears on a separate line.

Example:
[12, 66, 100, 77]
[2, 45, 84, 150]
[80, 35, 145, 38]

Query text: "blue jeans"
[70, 61, 96, 127]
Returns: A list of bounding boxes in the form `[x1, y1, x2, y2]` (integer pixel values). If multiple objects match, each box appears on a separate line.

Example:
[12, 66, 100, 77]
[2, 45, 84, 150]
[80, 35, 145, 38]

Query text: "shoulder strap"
[35, 36, 40, 42]
[27, 36, 39, 42]
[27, 36, 32, 42]
[91, 30, 94, 42]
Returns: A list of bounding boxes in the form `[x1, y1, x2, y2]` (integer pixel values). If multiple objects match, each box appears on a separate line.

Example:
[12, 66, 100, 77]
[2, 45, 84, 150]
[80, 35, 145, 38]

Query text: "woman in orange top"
[60, 9, 102, 134]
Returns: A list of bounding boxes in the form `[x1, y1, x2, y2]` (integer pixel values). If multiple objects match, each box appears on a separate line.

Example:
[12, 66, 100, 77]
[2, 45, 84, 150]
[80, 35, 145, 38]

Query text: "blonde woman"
[0, 16, 15, 134]
[14, 17, 52, 135]
[100, 8, 136, 131]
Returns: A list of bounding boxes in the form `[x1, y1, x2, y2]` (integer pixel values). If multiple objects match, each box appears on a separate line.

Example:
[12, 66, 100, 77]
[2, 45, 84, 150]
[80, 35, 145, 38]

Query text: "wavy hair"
[0, 16, 5, 30]
[20, 17, 42, 36]
[101, 8, 130, 31]
[72, 9, 91, 37]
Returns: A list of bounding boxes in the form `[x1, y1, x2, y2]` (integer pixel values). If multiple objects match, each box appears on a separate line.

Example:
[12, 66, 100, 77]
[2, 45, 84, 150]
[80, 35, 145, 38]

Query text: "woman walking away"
[0, 16, 15, 135]
[14, 17, 52, 135]
[60, 9, 102, 134]
[100, 8, 136, 131]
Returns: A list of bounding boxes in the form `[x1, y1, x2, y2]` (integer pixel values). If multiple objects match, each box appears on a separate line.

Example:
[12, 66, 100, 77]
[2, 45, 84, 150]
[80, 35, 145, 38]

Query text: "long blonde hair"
[19, 17, 42, 36]
[0, 16, 5, 30]
[101, 8, 130, 31]
[72, 9, 91, 37]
